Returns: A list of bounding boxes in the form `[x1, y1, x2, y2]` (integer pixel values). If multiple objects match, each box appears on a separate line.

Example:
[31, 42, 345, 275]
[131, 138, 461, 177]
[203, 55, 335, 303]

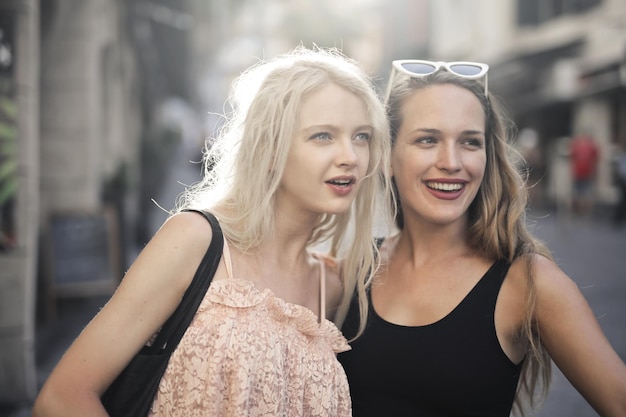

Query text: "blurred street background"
[4, 138, 626, 417]
[1, 0, 625, 416]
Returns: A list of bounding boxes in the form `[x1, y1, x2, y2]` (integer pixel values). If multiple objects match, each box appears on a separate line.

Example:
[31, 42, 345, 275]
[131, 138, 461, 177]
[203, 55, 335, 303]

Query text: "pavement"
[2, 146, 625, 416]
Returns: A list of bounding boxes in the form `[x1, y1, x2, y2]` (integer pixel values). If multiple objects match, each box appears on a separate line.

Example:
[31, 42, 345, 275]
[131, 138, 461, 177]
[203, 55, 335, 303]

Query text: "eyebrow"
[410, 128, 485, 136]
[303, 124, 374, 133]
[461, 129, 485, 135]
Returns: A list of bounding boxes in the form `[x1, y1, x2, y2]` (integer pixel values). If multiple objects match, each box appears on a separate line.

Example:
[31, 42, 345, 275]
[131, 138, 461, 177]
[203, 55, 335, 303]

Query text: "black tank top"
[338, 259, 523, 417]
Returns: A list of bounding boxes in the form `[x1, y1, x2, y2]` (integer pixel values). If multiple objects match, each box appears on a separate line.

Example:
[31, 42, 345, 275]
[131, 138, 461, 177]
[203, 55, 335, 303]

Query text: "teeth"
[427, 182, 462, 191]
[331, 179, 351, 185]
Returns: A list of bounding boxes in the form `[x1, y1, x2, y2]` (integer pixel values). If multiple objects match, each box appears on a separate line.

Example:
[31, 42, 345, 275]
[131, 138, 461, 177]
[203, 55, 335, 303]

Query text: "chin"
[321, 204, 351, 216]
[426, 211, 466, 225]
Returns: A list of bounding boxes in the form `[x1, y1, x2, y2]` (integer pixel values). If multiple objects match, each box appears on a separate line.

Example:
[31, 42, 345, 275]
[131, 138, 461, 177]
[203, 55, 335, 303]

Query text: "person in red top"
[570, 132, 599, 216]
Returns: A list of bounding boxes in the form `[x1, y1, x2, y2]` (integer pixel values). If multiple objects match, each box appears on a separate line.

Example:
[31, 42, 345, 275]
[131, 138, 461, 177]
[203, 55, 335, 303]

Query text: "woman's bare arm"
[32, 212, 214, 417]
[534, 254, 626, 417]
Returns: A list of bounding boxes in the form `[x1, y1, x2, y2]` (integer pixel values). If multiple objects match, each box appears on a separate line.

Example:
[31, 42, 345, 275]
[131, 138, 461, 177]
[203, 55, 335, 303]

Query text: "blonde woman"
[33, 46, 390, 417]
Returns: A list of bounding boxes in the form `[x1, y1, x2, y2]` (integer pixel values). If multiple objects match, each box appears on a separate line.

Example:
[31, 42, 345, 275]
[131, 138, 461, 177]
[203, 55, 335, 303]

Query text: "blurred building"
[189, 0, 390, 117]
[0, 0, 40, 404]
[415, 0, 626, 210]
[0, 0, 199, 404]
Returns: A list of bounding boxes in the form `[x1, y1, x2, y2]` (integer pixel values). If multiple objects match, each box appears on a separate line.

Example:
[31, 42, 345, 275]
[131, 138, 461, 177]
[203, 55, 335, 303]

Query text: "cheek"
[392, 151, 425, 179]
[471, 155, 488, 181]
[461, 147, 487, 179]
[357, 146, 371, 174]
[390, 158, 414, 192]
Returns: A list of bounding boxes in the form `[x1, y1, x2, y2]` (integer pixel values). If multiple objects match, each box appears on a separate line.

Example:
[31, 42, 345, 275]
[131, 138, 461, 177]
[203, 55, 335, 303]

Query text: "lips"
[327, 179, 355, 186]
[326, 176, 356, 187]
[425, 181, 464, 192]
[326, 176, 357, 196]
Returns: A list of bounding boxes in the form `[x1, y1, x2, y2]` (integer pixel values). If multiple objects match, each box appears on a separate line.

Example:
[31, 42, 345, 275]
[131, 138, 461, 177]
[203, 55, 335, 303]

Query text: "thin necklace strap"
[222, 237, 234, 279]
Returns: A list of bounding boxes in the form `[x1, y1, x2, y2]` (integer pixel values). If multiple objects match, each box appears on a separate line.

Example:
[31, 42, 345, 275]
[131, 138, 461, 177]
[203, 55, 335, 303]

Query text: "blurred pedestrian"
[338, 60, 626, 417]
[570, 130, 599, 217]
[612, 141, 626, 226]
[551, 136, 574, 219]
[32, 46, 391, 417]
[517, 127, 545, 209]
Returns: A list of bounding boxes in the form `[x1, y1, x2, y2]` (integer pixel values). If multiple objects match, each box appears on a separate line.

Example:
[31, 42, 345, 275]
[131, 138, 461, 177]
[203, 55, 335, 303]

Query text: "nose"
[436, 142, 462, 172]
[336, 137, 359, 167]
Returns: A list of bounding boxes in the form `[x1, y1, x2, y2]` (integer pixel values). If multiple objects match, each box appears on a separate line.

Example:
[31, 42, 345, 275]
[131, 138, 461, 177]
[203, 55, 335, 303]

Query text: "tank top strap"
[319, 256, 327, 323]
[488, 259, 512, 288]
[311, 252, 327, 323]
[222, 237, 234, 279]
[463, 258, 513, 314]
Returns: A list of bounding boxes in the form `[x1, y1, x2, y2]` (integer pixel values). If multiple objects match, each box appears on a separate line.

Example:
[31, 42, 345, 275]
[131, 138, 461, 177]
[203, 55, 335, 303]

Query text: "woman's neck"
[394, 217, 476, 267]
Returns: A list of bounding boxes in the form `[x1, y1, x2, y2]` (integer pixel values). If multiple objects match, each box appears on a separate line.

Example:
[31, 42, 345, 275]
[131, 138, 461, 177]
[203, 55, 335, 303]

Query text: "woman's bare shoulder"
[126, 210, 216, 296]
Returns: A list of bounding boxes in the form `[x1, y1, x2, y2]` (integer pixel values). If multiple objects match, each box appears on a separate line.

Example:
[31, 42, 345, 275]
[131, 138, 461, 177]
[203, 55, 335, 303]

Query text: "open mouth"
[426, 181, 464, 192]
[327, 178, 356, 187]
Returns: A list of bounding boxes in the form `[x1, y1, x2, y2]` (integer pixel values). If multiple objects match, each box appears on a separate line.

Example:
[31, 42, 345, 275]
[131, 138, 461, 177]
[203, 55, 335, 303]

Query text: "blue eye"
[310, 132, 332, 141]
[355, 132, 371, 142]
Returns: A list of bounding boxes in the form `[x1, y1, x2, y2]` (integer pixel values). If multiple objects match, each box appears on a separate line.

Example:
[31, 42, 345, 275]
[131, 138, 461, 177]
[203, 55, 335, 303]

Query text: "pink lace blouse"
[148, 237, 352, 417]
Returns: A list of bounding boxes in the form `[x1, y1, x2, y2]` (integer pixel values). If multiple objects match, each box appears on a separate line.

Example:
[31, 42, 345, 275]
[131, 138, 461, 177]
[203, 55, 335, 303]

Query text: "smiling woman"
[338, 63, 626, 417]
[32, 46, 391, 417]
[390, 84, 486, 218]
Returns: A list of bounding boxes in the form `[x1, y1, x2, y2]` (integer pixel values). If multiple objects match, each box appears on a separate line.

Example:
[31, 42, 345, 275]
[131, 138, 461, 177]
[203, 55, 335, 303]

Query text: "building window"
[517, 0, 602, 26]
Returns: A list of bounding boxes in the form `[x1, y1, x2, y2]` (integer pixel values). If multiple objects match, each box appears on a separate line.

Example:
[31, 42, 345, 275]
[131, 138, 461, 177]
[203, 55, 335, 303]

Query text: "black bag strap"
[148, 209, 223, 354]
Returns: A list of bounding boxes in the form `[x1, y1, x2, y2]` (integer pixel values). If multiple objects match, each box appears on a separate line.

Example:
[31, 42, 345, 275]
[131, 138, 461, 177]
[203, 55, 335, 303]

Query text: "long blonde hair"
[178, 45, 391, 326]
[386, 70, 552, 415]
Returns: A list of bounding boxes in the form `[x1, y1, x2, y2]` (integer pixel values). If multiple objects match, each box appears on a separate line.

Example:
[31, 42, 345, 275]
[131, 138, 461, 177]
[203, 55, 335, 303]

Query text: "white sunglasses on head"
[385, 59, 489, 102]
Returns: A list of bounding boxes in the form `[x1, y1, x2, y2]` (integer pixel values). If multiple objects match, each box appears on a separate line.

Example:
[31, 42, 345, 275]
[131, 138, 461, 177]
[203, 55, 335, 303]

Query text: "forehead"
[399, 83, 485, 131]
[298, 83, 369, 124]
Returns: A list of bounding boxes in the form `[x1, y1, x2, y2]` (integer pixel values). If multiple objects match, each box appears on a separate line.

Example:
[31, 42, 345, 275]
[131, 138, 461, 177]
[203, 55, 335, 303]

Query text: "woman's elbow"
[32, 382, 107, 417]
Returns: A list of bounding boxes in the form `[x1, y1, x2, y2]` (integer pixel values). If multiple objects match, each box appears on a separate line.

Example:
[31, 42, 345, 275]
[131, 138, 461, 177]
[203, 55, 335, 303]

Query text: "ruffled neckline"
[203, 279, 350, 353]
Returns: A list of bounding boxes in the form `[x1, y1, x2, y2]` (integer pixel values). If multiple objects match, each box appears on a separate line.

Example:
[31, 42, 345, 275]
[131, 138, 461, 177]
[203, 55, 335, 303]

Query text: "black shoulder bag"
[101, 210, 223, 417]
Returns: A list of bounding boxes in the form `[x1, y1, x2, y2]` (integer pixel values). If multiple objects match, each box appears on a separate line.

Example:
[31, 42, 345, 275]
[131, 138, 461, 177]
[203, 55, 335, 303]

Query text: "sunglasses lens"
[449, 64, 483, 76]
[400, 62, 437, 75]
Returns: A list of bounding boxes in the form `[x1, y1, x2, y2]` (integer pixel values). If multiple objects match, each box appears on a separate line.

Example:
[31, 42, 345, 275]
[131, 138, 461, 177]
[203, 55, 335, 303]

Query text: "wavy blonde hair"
[177, 45, 391, 325]
[386, 70, 553, 416]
